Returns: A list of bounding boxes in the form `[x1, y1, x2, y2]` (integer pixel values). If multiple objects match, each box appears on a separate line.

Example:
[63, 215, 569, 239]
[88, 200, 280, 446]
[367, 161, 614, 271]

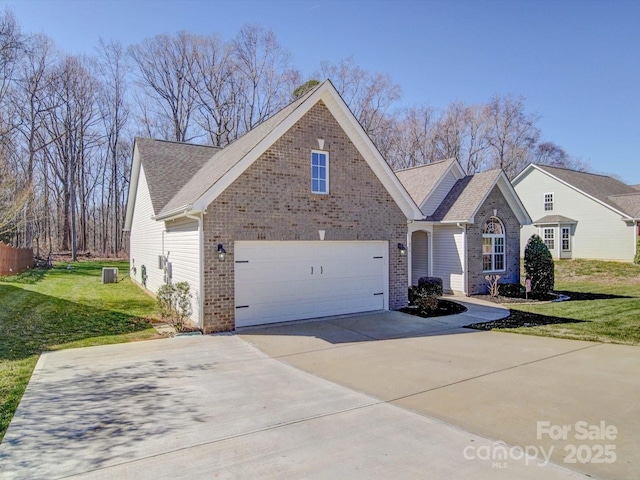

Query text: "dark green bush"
[497, 283, 525, 298]
[635, 238, 640, 265]
[524, 234, 554, 295]
[417, 276, 443, 296]
[409, 277, 443, 312]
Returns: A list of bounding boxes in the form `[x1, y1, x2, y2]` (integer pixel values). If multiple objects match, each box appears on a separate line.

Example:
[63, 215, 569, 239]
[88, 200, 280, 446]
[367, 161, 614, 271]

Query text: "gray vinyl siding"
[432, 224, 465, 293]
[515, 170, 635, 261]
[411, 231, 429, 285]
[129, 165, 200, 324]
[422, 171, 459, 217]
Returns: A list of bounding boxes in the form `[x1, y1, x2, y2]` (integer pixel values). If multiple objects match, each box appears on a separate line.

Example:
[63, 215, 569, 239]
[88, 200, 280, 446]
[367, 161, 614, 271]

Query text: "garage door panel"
[234, 241, 387, 327]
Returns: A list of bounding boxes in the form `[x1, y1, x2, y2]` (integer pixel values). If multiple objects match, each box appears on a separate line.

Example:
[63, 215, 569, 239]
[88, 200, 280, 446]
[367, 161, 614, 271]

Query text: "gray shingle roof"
[608, 193, 640, 219]
[159, 83, 322, 215]
[136, 138, 220, 215]
[535, 165, 637, 217]
[533, 215, 578, 225]
[394, 158, 457, 207]
[426, 169, 502, 222]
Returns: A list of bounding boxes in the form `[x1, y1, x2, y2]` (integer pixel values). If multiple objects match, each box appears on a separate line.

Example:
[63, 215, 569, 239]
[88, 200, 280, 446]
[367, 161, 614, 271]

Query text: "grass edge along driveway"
[0, 261, 159, 442]
[497, 259, 640, 345]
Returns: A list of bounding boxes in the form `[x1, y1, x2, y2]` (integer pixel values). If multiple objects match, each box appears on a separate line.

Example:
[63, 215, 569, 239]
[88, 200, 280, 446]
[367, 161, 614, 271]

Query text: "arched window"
[482, 217, 505, 272]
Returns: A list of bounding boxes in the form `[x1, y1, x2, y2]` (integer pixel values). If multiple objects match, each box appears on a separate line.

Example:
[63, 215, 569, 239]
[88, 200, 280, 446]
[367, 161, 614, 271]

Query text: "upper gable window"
[311, 150, 329, 194]
[544, 193, 554, 211]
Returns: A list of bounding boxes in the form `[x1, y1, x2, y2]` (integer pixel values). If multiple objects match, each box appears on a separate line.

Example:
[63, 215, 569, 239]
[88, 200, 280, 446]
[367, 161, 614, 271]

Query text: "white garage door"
[234, 241, 388, 327]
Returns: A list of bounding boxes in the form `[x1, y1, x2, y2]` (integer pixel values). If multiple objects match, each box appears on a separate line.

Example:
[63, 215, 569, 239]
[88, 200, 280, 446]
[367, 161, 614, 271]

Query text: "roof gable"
[513, 164, 637, 219]
[157, 80, 422, 220]
[395, 159, 462, 208]
[427, 169, 530, 225]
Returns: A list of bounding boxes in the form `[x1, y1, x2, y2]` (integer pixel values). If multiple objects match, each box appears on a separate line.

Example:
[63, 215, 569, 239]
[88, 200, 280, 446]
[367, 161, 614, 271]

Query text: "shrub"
[485, 274, 501, 297]
[497, 283, 526, 298]
[635, 238, 640, 265]
[524, 234, 554, 295]
[156, 281, 193, 332]
[409, 277, 443, 312]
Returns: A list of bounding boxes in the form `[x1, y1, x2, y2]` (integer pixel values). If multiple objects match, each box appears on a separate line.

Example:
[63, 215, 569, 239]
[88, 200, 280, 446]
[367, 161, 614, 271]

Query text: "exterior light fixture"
[217, 243, 227, 262]
[397, 243, 407, 257]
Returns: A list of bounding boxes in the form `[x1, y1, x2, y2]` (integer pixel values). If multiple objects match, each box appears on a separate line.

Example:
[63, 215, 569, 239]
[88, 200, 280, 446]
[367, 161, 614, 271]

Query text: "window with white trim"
[543, 228, 555, 251]
[482, 217, 505, 272]
[544, 193, 554, 211]
[561, 227, 570, 251]
[311, 150, 328, 194]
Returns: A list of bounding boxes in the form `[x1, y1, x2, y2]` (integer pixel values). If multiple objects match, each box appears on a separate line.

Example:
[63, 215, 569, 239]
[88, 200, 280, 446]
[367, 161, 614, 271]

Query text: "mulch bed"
[399, 299, 467, 318]
[473, 293, 559, 304]
[465, 309, 586, 331]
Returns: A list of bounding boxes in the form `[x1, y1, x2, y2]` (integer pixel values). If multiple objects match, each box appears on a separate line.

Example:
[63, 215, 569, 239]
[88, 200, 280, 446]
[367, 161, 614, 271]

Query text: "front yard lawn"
[475, 260, 640, 345]
[0, 261, 159, 441]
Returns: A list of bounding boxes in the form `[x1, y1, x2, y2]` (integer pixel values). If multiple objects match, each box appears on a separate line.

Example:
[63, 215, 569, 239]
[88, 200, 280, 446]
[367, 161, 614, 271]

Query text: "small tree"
[524, 234, 554, 296]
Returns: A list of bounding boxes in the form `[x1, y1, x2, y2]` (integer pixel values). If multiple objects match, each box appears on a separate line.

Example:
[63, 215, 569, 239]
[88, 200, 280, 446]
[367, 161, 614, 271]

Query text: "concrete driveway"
[240, 298, 640, 480]
[0, 298, 634, 479]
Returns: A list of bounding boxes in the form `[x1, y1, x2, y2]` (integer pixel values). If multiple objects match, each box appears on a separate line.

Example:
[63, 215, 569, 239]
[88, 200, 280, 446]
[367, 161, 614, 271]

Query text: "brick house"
[124, 81, 423, 332]
[396, 159, 531, 295]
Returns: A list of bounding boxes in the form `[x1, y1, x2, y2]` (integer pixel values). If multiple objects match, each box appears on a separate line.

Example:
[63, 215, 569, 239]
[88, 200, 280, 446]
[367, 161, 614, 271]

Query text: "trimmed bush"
[409, 277, 443, 312]
[524, 234, 554, 295]
[497, 283, 526, 298]
[635, 238, 640, 265]
[417, 276, 443, 296]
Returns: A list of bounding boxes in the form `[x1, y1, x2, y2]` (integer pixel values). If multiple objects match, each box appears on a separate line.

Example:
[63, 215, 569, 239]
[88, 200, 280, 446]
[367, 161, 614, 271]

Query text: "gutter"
[185, 210, 205, 328]
[153, 205, 195, 222]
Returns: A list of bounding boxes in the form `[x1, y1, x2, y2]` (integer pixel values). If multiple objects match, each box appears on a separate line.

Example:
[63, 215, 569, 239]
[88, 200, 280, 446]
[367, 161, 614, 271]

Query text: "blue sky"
[4, 0, 640, 183]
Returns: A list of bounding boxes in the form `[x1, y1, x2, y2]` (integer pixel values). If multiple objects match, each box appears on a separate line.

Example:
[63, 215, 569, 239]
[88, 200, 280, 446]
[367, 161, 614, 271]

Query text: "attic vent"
[102, 267, 118, 284]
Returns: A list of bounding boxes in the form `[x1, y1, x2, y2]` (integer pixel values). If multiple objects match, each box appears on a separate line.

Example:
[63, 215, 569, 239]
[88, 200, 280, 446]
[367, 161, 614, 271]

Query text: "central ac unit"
[102, 267, 118, 284]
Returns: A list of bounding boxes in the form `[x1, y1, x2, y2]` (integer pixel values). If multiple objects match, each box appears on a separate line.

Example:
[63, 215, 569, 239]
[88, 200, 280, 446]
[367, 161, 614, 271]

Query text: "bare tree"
[130, 31, 199, 142]
[386, 105, 435, 170]
[189, 34, 237, 146]
[484, 94, 540, 179]
[316, 56, 401, 146]
[232, 24, 299, 134]
[97, 39, 130, 254]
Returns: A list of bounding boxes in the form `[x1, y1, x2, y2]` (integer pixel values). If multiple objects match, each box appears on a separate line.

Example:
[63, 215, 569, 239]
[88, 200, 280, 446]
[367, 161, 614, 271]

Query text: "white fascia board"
[123, 144, 142, 232]
[192, 80, 423, 220]
[320, 90, 423, 220]
[511, 163, 535, 186]
[526, 165, 633, 220]
[192, 86, 324, 212]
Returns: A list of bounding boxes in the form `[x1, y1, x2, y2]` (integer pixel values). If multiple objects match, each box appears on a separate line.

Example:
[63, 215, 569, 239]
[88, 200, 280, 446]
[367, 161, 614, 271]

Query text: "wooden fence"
[0, 242, 34, 276]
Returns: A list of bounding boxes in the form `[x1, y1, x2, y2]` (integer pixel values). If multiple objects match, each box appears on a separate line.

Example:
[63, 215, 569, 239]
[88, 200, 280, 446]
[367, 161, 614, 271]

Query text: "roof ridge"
[394, 158, 455, 173]
[136, 137, 221, 150]
[536, 163, 616, 180]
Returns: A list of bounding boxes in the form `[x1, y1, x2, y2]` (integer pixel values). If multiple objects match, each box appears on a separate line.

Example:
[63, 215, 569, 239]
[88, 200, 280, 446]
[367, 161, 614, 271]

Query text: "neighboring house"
[396, 159, 531, 295]
[124, 81, 423, 332]
[513, 164, 640, 262]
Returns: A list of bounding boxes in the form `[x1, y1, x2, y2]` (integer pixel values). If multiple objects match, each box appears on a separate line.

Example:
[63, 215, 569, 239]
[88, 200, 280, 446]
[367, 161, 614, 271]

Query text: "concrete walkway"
[0, 330, 587, 479]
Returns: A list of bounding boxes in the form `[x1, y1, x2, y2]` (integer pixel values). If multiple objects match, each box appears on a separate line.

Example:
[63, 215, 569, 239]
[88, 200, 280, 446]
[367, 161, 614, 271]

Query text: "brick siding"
[466, 186, 521, 294]
[201, 101, 408, 332]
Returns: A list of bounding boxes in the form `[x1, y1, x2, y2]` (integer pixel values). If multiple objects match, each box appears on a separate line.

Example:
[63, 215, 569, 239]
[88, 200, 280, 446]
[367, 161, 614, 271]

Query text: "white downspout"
[457, 223, 468, 295]
[185, 210, 204, 327]
[634, 220, 639, 260]
[407, 229, 412, 287]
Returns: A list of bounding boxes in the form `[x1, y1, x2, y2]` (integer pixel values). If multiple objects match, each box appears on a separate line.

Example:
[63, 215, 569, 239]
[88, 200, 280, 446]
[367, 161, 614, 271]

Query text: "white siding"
[422, 171, 459, 216]
[129, 166, 200, 324]
[411, 231, 429, 285]
[164, 219, 200, 324]
[515, 170, 635, 261]
[432, 225, 465, 293]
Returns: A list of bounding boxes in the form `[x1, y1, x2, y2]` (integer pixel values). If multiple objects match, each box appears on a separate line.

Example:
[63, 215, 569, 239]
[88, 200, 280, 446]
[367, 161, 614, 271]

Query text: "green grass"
[499, 259, 640, 345]
[0, 261, 159, 441]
